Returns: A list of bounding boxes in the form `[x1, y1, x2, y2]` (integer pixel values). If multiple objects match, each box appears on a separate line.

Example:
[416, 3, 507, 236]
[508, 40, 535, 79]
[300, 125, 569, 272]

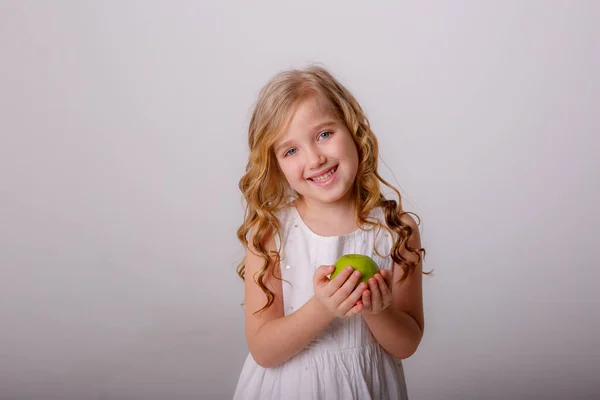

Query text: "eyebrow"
[274, 120, 338, 153]
[274, 139, 294, 154]
[311, 120, 337, 132]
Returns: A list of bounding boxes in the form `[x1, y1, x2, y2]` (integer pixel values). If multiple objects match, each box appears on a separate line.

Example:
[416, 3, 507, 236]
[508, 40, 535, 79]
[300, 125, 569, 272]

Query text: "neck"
[294, 193, 357, 225]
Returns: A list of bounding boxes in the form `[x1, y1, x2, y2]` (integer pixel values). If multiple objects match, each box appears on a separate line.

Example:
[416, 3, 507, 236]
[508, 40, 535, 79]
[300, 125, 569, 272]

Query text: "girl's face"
[273, 96, 359, 208]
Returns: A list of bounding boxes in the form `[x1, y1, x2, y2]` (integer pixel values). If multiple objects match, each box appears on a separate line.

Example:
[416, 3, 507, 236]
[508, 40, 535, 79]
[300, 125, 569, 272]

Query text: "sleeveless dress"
[233, 205, 409, 400]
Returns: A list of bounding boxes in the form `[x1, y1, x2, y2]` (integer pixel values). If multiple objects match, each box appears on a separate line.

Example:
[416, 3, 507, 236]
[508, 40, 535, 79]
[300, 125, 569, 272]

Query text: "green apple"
[330, 254, 380, 285]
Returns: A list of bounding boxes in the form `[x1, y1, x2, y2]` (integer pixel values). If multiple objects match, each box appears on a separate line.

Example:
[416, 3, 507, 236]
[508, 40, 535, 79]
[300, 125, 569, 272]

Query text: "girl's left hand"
[360, 269, 393, 315]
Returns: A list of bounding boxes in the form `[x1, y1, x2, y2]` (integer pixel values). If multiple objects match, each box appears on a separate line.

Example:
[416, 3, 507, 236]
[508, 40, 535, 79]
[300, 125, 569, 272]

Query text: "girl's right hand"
[313, 265, 368, 318]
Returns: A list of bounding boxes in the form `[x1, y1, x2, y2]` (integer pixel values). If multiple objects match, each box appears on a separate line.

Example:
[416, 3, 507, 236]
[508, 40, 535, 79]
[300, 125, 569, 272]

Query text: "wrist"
[363, 306, 395, 322]
[309, 296, 336, 324]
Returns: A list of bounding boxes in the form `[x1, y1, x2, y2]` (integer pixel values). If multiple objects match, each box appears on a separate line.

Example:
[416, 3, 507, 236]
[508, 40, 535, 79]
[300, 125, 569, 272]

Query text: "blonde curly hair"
[237, 65, 428, 313]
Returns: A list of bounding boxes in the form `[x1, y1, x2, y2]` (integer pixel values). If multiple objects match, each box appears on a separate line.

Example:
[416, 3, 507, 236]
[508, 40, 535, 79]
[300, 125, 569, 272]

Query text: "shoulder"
[400, 212, 420, 235]
[394, 211, 421, 248]
[274, 205, 295, 224]
[246, 205, 294, 253]
[397, 212, 422, 269]
[274, 205, 298, 236]
[376, 207, 422, 257]
[244, 216, 281, 283]
[377, 206, 419, 232]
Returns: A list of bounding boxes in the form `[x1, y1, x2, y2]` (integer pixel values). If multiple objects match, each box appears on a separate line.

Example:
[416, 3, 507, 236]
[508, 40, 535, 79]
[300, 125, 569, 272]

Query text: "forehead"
[286, 96, 332, 130]
[275, 97, 337, 142]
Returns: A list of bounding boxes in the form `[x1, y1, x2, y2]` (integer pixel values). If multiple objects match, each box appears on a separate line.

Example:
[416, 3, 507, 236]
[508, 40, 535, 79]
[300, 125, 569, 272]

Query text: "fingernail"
[354, 271, 361, 277]
[346, 266, 353, 271]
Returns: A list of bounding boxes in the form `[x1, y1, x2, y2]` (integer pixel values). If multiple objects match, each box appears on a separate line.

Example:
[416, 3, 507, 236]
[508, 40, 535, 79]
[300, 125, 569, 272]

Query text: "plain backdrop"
[1, 1, 599, 399]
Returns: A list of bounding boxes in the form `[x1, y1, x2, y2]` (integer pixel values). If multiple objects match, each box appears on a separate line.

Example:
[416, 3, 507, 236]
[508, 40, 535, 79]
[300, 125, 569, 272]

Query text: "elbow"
[248, 344, 281, 369]
[251, 352, 281, 369]
[247, 330, 281, 368]
[393, 344, 419, 360]
[256, 360, 278, 369]
[392, 330, 423, 360]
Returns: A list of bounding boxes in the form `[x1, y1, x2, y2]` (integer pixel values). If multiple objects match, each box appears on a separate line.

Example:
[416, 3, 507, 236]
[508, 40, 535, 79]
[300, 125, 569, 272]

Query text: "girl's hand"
[361, 269, 393, 315]
[313, 265, 368, 319]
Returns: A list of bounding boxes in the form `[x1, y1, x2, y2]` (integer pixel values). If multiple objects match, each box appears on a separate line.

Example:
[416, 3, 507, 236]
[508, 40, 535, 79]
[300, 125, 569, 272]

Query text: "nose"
[306, 147, 326, 170]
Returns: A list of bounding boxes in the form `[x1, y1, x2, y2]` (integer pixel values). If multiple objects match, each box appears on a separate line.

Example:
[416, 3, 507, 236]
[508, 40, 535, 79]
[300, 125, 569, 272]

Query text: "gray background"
[1, 1, 599, 399]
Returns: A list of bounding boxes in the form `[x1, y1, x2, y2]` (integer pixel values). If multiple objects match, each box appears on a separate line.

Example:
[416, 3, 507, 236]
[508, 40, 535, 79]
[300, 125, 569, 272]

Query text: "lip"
[307, 165, 338, 180]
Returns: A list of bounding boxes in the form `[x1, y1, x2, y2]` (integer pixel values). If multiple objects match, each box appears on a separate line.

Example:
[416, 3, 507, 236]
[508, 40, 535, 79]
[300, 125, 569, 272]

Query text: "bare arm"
[244, 230, 366, 368]
[248, 296, 333, 368]
[362, 213, 425, 359]
[362, 304, 423, 359]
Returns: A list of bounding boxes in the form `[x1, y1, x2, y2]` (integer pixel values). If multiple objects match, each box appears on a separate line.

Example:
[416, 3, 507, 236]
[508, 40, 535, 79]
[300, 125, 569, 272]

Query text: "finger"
[344, 301, 364, 318]
[362, 290, 372, 311]
[381, 269, 393, 287]
[376, 273, 392, 300]
[313, 265, 335, 288]
[338, 281, 367, 313]
[333, 269, 362, 302]
[322, 266, 355, 297]
[369, 278, 382, 310]
[329, 265, 355, 284]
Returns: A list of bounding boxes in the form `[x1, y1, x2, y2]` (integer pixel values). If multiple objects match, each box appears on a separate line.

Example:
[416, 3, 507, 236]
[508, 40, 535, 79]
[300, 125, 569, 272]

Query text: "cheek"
[346, 152, 359, 180]
[341, 141, 359, 168]
[278, 161, 301, 183]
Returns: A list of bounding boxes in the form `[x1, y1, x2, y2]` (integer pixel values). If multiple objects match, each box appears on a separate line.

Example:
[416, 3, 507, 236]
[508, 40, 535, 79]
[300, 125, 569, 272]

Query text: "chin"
[304, 187, 354, 205]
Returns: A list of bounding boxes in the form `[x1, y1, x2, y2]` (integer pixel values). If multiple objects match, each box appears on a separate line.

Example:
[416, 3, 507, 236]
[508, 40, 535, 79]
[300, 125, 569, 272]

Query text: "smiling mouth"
[308, 165, 338, 182]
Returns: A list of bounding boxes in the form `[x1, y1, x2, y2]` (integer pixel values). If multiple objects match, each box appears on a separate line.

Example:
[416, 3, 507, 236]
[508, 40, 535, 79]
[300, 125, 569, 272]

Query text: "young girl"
[233, 65, 427, 399]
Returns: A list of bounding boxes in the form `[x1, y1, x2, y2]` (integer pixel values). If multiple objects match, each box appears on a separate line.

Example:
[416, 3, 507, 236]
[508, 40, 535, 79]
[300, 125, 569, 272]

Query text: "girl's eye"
[319, 131, 332, 140]
[284, 148, 298, 157]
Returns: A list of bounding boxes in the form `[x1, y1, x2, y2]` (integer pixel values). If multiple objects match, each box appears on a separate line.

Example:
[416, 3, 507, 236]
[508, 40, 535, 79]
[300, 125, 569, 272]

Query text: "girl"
[233, 65, 427, 400]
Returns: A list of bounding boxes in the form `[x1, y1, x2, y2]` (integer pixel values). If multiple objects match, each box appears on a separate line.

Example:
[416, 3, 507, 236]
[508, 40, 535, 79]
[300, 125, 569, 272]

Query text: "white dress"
[233, 205, 409, 400]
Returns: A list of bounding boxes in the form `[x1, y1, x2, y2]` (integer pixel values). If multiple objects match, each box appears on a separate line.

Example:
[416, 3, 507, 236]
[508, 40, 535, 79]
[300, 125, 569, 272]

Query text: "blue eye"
[284, 148, 298, 157]
[319, 131, 332, 140]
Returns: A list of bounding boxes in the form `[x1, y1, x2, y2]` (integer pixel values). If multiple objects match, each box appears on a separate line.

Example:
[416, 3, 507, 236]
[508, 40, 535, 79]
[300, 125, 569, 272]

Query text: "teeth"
[312, 166, 336, 182]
